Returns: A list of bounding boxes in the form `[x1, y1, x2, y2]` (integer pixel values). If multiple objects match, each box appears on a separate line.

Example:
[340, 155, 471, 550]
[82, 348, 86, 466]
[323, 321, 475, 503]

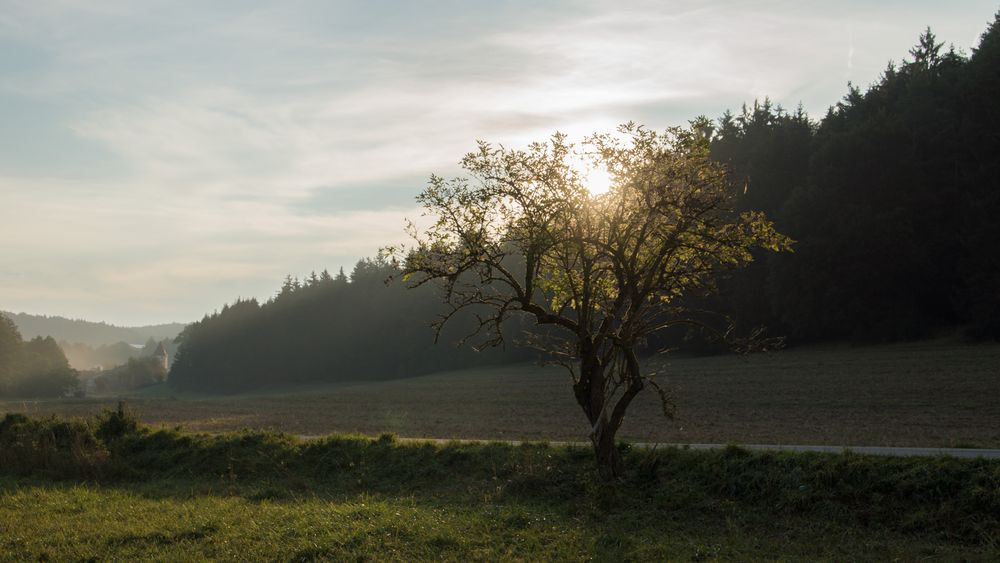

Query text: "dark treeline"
[0, 314, 78, 397]
[705, 22, 1000, 343]
[172, 19, 1000, 393]
[169, 260, 534, 393]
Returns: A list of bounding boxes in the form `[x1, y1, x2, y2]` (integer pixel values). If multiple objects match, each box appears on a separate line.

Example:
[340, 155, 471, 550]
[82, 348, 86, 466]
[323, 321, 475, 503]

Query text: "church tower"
[153, 342, 169, 373]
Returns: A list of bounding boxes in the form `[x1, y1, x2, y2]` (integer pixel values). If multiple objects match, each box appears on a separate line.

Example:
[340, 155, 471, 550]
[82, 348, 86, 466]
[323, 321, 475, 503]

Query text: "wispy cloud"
[1, 0, 996, 324]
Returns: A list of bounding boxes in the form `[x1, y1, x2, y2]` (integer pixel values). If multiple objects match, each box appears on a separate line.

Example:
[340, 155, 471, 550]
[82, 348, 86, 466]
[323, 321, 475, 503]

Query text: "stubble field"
[3, 341, 998, 448]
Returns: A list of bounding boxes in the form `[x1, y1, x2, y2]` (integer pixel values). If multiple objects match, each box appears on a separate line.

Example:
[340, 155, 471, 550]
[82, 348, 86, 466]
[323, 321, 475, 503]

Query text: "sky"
[1, 1, 997, 326]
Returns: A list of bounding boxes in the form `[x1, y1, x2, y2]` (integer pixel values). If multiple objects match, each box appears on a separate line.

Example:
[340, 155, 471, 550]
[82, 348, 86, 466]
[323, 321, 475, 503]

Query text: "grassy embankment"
[1, 410, 998, 561]
[4, 341, 999, 448]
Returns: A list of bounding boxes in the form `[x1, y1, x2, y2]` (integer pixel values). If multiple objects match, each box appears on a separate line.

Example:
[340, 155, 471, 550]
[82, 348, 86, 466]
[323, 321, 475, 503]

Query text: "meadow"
[2, 341, 999, 448]
[0, 410, 998, 561]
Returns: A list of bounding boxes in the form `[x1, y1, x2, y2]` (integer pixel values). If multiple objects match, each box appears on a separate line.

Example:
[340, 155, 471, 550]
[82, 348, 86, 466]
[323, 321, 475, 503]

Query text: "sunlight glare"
[585, 166, 613, 196]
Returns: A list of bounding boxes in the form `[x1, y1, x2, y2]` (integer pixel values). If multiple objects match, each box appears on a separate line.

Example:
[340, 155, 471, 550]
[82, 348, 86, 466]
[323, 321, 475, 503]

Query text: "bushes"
[0, 413, 107, 478]
[0, 404, 145, 478]
[94, 401, 141, 442]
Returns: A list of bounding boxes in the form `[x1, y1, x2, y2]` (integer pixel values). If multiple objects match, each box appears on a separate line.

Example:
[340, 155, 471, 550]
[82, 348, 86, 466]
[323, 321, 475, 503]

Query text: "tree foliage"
[93, 356, 167, 393]
[0, 314, 78, 397]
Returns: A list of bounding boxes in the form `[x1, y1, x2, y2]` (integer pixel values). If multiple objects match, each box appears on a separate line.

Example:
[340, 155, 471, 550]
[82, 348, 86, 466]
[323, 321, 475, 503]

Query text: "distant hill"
[1, 311, 186, 347]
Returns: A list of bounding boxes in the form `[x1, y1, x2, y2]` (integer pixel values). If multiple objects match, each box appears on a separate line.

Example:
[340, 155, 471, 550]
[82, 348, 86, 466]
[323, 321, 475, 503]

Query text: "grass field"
[3, 474, 995, 562]
[1, 412, 998, 561]
[3, 341, 998, 449]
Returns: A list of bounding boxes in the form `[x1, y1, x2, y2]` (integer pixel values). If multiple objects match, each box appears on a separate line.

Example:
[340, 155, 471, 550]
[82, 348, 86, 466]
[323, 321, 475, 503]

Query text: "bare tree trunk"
[592, 417, 624, 480]
[573, 346, 626, 480]
[573, 345, 645, 481]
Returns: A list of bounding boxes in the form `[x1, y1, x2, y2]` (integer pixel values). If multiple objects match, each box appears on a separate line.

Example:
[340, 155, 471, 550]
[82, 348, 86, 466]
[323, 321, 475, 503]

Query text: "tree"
[0, 315, 24, 393]
[908, 27, 943, 69]
[334, 267, 349, 285]
[392, 123, 791, 479]
[17, 336, 78, 397]
[0, 317, 78, 398]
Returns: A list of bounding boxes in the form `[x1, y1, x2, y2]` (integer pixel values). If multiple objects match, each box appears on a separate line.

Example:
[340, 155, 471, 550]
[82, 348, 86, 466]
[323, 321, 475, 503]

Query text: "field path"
[643, 443, 1000, 459]
[297, 436, 1000, 459]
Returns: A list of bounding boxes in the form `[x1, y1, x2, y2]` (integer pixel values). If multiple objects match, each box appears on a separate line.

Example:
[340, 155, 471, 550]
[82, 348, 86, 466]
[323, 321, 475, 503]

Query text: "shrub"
[0, 413, 107, 478]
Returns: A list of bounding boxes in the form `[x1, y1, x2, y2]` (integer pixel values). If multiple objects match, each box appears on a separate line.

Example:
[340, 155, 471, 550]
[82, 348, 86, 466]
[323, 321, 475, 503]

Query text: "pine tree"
[908, 27, 943, 68]
[334, 267, 349, 286]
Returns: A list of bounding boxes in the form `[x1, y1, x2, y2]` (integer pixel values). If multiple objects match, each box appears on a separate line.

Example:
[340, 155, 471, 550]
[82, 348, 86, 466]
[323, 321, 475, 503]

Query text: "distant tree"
[16, 336, 78, 397]
[278, 275, 298, 299]
[392, 123, 791, 479]
[334, 267, 349, 286]
[95, 356, 166, 392]
[22, 336, 70, 374]
[0, 320, 78, 397]
[909, 27, 943, 68]
[0, 315, 24, 392]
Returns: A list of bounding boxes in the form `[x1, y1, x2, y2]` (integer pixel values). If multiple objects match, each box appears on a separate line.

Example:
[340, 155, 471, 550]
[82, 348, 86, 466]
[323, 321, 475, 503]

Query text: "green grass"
[1, 412, 998, 561]
[5, 479, 995, 562]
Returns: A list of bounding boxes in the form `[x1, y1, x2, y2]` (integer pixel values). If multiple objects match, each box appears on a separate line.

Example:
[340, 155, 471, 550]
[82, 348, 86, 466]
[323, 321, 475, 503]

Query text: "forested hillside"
[169, 260, 534, 393]
[171, 20, 1000, 393]
[3, 311, 185, 347]
[705, 23, 1000, 343]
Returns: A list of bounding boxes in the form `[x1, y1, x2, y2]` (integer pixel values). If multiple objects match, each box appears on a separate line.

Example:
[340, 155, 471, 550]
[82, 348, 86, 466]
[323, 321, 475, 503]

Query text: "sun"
[585, 166, 613, 196]
[566, 154, 613, 196]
